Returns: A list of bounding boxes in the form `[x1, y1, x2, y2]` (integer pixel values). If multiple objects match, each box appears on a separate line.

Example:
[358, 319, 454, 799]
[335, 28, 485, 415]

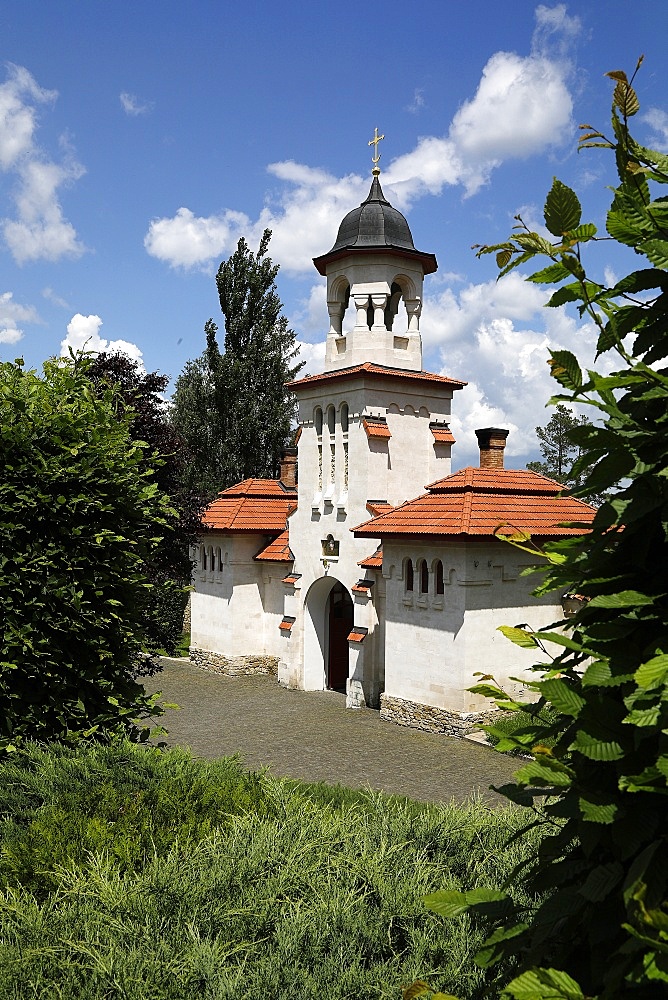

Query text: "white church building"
[189, 161, 596, 735]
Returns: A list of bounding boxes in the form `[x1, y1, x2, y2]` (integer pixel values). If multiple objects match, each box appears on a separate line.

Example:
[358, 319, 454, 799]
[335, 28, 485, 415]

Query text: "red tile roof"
[430, 424, 456, 444]
[282, 572, 301, 585]
[255, 530, 294, 562]
[359, 545, 383, 569]
[347, 627, 368, 643]
[363, 417, 391, 440]
[202, 479, 297, 533]
[353, 467, 597, 539]
[287, 362, 466, 392]
[279, 616, 296, 632]
[366, 501, 393, 517]
[351, 579, 374, 594]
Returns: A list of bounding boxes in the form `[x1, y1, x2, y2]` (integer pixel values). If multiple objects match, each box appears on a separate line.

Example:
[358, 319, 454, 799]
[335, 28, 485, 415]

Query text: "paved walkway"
[144, 658, 519, 807]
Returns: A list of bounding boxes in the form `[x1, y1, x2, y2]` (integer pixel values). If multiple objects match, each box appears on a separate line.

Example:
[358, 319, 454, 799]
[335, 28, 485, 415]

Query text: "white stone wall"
[190, 533, 287, 662]
[283, 372, 457, 697]
[381, 538, 563, 715]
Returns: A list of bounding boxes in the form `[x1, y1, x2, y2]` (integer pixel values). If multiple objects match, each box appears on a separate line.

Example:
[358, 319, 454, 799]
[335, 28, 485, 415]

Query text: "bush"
[417, 62, 668, 1000]
[0, 355, 177, 748]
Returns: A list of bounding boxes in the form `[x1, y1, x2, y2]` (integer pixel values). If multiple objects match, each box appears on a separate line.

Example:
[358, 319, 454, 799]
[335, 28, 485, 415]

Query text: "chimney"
[279, 447, 298, 487]
[475, 428, 509, 470]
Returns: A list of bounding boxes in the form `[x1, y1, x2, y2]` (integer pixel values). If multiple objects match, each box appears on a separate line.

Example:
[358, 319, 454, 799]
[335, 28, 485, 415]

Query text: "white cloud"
[643, 108, 668, 152]
[60, 313, 143, 363]
[0, 64, 86, 264]
[145, 6, 576, 271]
[422, 271, 601, 468]
[0, 63, 56, 170]
[295, 339, 326, 376]
[0, 289, 40, 346]
[289, 283, 328, 340]
[421, 271, 546, 349]
[42, 286, 70, 309]
[144, 206, 251, 269]
[120, 91, 154, 116]
[406, 88, 425, 114]
[532, 4, 582, 59]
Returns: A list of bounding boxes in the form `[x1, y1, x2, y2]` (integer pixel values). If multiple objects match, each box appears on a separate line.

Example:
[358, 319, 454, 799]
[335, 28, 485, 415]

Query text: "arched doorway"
[326, 581, 353, 690]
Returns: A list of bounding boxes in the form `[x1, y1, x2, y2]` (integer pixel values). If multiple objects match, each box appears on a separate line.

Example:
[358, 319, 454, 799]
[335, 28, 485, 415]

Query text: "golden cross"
[368, 127, 385, 174]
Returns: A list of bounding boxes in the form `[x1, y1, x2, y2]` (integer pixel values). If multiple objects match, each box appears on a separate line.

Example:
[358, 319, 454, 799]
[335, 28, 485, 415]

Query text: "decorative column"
[354, 293, 370, 331]
[327, 301, 344, 336]
[371, 292, 388, 332]
[405, 298, 422, 333]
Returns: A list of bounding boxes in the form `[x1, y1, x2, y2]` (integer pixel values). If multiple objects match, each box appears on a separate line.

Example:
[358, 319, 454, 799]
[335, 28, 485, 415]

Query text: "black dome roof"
[313, 174, 437, 276]
[329, 176, 415, 252]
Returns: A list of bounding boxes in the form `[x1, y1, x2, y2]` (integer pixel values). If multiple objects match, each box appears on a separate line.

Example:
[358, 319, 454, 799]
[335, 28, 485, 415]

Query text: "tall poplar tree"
[172, 230, 303, 499]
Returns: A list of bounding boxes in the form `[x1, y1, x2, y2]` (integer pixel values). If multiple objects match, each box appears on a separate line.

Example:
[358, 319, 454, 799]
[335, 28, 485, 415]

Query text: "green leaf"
[497, 625, 539, 648]
[424, 887, 509, 919]
[496, 249, 513, 269]
[570, 730, 623, 761]
[548, 350, 583, 390]
[423, 890, 471, 918]
[539, 678, 586, 717]
[474, 922, 529, 968]
[503, 967, 585, 1000]
[589, 590, 655, 608]
[578, 861, 623, 898]
[613, 79, 640, 117]
[563, 222, 597, 241]
[544, 179, 582, 237]
[402, 982, 434, 1000]
[546, 285, 582, 308]
[641, 239, 668, 269]
[623, 705, 660, 727]
[528, 262, 572, 284]
[578, 796, 618, 824]
[635, 654, 668, 689]
[514, 758, 574, 787]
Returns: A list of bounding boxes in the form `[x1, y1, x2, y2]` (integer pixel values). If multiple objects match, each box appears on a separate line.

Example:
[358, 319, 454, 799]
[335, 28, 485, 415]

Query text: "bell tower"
[312, 131, 437, 372]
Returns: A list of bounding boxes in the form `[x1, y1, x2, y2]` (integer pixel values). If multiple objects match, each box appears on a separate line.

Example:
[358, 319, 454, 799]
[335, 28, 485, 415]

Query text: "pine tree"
[526, 403, 589, 482]
[172, 230, 303, 499]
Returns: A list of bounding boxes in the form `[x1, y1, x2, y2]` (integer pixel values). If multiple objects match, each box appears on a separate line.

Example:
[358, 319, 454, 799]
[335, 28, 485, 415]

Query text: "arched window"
[435, 560, 444, 595]
[201, 546, 207, 570]
[340, 402, 349, 433]
[216, 547, 224, 573]
[405, 558, 414, 592]
[327, 404, 336, 436]
[314, 407, 323, 436]
[419, 559, 429, 595]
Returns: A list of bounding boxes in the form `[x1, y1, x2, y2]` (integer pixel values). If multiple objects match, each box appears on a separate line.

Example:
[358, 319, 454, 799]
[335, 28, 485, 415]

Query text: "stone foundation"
[379, 693, 496, 738]
[190, 647, 278, 677]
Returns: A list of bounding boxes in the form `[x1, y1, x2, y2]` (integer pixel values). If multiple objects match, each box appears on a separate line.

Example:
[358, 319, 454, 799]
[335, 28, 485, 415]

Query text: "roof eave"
[312, 245, 438, 276]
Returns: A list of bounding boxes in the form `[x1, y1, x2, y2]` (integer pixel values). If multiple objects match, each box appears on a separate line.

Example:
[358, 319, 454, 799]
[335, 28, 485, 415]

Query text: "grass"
[0, 741, 538, 999]
[484, 705, 561, 755]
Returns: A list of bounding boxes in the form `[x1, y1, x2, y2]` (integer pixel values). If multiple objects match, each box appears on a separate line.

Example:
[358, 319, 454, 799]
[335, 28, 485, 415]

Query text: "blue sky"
[1, 1, 666, 468]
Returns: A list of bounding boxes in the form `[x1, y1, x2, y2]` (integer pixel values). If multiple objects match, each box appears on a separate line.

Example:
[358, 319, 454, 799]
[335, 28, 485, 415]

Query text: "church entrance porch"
[327, 581, 354, 690]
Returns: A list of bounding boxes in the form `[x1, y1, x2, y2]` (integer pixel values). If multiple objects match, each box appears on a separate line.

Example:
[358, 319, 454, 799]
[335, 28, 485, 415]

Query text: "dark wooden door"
[327, 583, 353, 690]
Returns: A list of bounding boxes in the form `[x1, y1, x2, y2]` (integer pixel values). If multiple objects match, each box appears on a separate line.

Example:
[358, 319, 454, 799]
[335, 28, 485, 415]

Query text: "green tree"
[412, 61, 668, 999]
[87, 352, 205, 659]
[171, 230, 304, 499]
[0, 354, 176, 749]
[526, 403, 589, 482]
